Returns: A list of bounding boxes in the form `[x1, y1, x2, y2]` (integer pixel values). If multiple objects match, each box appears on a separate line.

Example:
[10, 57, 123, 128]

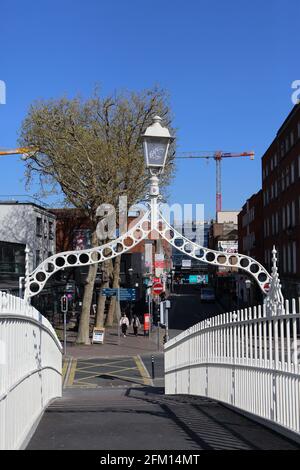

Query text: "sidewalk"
[63, 325, 165, 359]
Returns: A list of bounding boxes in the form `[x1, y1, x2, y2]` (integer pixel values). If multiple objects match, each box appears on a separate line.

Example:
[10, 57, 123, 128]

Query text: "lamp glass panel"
[146, 138, 168, 167]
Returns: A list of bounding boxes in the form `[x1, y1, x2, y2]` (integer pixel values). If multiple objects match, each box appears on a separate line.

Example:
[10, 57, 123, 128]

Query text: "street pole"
[117, 288, 120, 345]
[63, 311, 67, 356]
[165, 303, 169, 343]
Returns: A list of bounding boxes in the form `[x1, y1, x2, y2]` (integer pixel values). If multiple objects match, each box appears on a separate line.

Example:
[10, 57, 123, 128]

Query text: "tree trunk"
[105, 255, 122, 327]
[76, 231, 98, 345]
[95, 259, 112, 327]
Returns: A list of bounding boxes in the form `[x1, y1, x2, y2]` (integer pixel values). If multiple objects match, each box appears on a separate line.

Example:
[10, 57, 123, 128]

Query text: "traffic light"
[61, 295, 68, 313]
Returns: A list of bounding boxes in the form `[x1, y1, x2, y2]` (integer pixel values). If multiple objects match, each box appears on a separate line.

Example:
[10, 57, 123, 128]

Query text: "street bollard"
[151, 355, 155, 380]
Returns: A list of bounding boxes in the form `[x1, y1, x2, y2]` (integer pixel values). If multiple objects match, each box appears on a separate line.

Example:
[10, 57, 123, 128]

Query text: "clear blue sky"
[1, 0, 299, 219]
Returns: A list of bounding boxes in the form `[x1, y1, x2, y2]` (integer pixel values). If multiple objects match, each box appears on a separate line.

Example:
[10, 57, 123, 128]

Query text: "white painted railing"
[0, 292, 62, 450]
[165, 298, 300, 437]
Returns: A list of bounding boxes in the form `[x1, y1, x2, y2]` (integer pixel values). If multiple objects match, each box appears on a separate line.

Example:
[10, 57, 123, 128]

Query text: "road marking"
[67, 358, 77, 386]
[134, 355, 153, 386]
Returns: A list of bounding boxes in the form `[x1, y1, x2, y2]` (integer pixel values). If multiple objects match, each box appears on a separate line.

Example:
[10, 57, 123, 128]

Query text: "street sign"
[101, 288, 136, 301]
[92, 327, 105, 344]
[152, 282, 164, 295]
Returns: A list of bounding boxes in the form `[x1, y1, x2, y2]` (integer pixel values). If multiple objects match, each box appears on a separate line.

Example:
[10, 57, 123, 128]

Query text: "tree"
[20, 87, 175, 344]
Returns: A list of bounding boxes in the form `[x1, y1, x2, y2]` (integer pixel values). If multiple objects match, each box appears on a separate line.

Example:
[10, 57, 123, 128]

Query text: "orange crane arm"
[0, 147, 39, 156]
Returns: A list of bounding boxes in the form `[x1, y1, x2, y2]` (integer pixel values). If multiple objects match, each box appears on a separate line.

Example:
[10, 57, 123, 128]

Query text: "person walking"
[120, 312, 129, 337]
[131, 314, 141, 337]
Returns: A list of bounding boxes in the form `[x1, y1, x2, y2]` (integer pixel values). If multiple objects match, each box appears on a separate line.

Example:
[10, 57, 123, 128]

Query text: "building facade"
[0, 201, 56, 294]
[238, 103, 300, 299]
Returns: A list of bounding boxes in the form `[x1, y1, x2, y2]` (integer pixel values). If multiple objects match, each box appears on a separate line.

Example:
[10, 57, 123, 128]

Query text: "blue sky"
[0, 0, 299, 219]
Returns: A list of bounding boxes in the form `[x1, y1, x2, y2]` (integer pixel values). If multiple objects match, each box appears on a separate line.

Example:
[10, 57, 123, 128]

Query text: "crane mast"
[176, 151, 254, 214]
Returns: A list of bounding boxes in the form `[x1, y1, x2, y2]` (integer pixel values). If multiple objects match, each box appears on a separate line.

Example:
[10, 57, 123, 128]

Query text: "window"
[292, 242, 297, 274]
[49, 221, 54, 240]
[288, 244, 292, 273]
[291, 131, 294, 147]
[286, 203, 290, 227]
[286, 167, 290, 187]
[282, 171, 285, 191]
[291, 162, 295, 184]
[283, 245, 287, 272]
[298, 121, 300, 139]
[285, 136, 290, 153]
[36, 217, 42, 237]
[36, 250, 41, 267]
[291, 201, 296, 226]
[282, 207, 286, 230]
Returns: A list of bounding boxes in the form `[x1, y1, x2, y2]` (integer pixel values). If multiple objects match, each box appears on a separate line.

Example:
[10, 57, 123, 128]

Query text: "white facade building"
[0, 202, 56, 273]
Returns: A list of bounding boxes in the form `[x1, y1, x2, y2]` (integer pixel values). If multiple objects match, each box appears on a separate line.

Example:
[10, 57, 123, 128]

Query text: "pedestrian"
[120, 312, 129, 337]
[131, 314, 141, 336]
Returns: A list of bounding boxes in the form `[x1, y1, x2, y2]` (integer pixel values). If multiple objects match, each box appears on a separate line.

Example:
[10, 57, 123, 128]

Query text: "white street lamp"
[141, 116, 174, 197]
[142, 116, 174, 171]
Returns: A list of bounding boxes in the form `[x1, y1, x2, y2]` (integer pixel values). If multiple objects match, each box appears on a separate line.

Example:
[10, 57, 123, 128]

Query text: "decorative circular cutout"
[164, 229, 175, 240]
[206, 252, 215, 262]
[29, 283, 40, 293]
[67, 254, 78, 265]
[103, 248, 113, 258]
[184, 243, 193, 253]
[47, 263, 55, 273]
[195, 249, 205, 258]
[133, 229, 143, 240]
[124, 237, 134, 247]
[36, 271, 46, 282]
[114, 243, 124, 253]
[217, 255, 227, 264]
[240, 258, 250, 268]
[79, 253, 89, 264]
[174, 238, 184, 248]
[55, 257, 65, 267]
[250, 263, 260, 273]
[229, 256, 238, 266]
[258, 272, 268, 282]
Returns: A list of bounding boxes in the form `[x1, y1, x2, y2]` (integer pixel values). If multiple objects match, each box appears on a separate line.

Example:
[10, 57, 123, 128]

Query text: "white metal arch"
[25, 210, 152, 298]
[156, 212, 271, 293]
[25, 203, 272, 299]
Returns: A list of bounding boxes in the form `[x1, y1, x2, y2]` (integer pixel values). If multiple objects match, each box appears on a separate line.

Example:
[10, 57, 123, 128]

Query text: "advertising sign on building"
[217, 240, 238, 253]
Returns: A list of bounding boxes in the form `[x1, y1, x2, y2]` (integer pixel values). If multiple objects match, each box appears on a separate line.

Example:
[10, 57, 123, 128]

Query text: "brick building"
[238, 190, 263, 261]
[238, 103, 300, 299]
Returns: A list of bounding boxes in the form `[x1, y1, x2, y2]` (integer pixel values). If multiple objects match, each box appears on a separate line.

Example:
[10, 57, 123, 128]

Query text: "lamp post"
[141, 116, 174, 230]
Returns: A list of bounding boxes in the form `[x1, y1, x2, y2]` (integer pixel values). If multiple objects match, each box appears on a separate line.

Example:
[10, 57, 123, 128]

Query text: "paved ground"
[27, 387, 300, 450]
[64, 326, 164, 359]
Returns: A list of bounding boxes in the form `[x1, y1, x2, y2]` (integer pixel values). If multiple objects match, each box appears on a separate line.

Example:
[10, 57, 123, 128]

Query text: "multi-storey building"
[238, 103, 300, 299]
[262, 103, 300, 298]
[172, 221, 211, 279]
[238, 190, 263, 261]
[0, 201, 56, 294]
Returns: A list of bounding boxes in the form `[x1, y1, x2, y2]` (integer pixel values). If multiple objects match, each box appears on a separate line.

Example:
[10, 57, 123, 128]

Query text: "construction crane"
[0, 147, 38, 158]
[176, 151, 254, 214]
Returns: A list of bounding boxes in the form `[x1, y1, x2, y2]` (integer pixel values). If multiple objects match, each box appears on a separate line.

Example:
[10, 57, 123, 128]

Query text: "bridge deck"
[27, 354, 299, 451]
